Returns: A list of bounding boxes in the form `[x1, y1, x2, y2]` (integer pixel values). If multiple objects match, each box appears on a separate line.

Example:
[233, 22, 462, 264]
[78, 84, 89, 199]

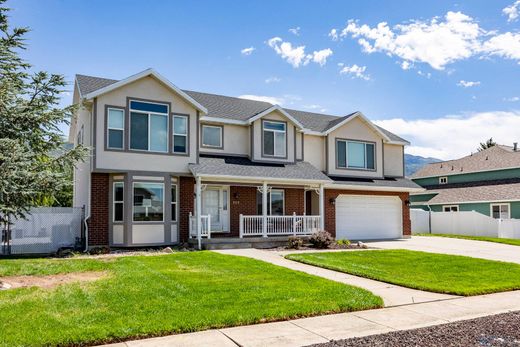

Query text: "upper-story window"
[201, 125, 223, 148]
[337, 139, 375, 170]
[439, 176, 448, 184]
[107, 108, 124, 149]
[173, 115, 188, 154]
[263, 120, 286, 158]
[129, 100, 169, 153]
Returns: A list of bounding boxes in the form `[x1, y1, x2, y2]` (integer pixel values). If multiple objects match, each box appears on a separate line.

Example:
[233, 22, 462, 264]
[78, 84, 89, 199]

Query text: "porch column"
[196, 176, 202, 248]
[319, 184, 325, 230]
[262, 181, 268, 238]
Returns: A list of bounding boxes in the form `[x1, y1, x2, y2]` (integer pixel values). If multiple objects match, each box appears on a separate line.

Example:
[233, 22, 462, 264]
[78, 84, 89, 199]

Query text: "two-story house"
[69, 69, 422, 249]
[411, 144, 520, 219]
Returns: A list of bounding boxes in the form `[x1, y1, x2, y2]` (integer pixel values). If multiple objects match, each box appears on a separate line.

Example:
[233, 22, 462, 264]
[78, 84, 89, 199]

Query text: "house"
[69, 68, 422, 249]
[410, 145, 520, 219]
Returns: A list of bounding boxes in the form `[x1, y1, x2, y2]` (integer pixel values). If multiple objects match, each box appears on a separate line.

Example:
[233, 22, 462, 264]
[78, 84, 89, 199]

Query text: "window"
[337, 140, 375, 170]
[173, 115, 188, 153]
[491, 204, 510, 219]
[202, 125, 222, 148]
[443, 205, 458, 212]
[113, 182, 124, 222]
[107, 108, 124, 149]
[171, 183, 177, 222]
[439, 176, 448, 184]
[77, 125, 84, 145]
[133, 182, 164, 221]
[256, 189, 285, 216]
[129, 100, 168, 152]
[263, 121, 286, 157]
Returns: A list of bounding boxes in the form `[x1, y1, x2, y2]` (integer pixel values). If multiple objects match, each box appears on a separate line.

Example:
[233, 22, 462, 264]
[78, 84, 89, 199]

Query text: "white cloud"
[241, 47, 255, 56]
[504, 96, 520, 102]
[481, 32, 520, 63]
[339, 64, 370, 80]
[374, 111, 520, 159]
[417, 70, 432, 78]
[265, 76, 281, 84]
[329, 28, 339, 41]
[289, 27, 301, 36]
[238, 94, 283, 105]
[503, 1, 520, 22]
[457, 80, 480, 87]
[267, 37, 333, 67]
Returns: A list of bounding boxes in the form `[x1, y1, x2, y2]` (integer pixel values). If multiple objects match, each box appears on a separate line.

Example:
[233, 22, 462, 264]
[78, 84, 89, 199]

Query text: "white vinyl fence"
[411, 209, 520, 239]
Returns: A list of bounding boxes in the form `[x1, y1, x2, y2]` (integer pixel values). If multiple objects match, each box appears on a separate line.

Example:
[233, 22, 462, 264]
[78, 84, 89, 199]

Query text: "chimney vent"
[514, 142, 518, 151]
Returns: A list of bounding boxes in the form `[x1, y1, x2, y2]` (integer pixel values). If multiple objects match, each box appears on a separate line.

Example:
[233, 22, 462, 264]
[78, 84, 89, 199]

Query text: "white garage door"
[335, 195, 402, 240]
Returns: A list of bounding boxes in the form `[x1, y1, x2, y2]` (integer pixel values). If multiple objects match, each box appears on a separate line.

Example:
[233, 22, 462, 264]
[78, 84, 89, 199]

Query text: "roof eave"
[326, 183, 425, 193]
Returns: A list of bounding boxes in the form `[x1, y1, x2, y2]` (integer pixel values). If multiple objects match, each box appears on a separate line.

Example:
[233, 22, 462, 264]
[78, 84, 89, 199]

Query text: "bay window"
[337, 140, 375, 170]
[133, 182, 164, 222]
[129, 100, 168, 152]
[263, 121, 286, 157]
[173, 115, 188, 153]
[107, 108, 124, 149]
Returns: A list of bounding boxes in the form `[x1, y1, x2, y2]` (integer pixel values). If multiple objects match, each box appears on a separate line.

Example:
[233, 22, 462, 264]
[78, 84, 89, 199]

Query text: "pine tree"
[478, 138, 496, 152]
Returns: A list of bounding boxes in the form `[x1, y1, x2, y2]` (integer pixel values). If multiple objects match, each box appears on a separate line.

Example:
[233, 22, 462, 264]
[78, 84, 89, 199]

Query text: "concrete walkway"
[366, 236, 520, 264]
[216, 248, 456, 307]
[105, 290, 520, 347]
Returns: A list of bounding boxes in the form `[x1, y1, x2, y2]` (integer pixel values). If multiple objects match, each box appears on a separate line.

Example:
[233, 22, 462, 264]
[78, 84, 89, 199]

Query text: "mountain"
[404, 154, 442, 177]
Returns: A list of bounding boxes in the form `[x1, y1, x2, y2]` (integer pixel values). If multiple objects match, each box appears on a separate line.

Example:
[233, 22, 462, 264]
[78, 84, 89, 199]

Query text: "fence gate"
[1, 207, 84, 256]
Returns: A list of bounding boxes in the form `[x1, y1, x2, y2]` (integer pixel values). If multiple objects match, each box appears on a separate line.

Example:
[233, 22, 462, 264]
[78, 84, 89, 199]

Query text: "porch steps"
[188, 236, 294, 250]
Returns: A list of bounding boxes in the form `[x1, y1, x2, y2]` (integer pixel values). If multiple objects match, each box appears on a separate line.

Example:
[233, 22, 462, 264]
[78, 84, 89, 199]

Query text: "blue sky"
[8, 0, 520, 159]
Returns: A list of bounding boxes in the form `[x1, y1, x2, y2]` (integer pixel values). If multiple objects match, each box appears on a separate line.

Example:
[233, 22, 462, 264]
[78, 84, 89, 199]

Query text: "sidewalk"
[105, 290, 520, 347]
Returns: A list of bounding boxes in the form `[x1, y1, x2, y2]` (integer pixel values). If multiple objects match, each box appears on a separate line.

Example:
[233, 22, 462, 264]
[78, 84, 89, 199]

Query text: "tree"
[478, 138, 496, 152]
[0, 1, 87, 250]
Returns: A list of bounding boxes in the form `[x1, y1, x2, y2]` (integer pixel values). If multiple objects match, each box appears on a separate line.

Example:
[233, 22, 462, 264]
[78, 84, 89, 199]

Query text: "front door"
[202, 187, 229, 232]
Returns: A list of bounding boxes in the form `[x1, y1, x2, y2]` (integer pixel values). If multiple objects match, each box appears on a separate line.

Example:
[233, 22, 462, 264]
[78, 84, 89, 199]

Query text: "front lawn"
[0, 252, 382, 346]
[286, 250, 520, 296]
[415, 233, 520, 247]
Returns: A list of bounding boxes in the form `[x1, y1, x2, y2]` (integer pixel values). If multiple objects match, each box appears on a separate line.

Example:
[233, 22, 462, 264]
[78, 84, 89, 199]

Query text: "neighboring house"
[411, 145, 520, 219]
[69, 69, 422, 249]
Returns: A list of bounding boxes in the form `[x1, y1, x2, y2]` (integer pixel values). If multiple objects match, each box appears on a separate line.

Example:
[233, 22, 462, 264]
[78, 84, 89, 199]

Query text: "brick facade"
[229, 186, 258, 237]
[88, 173, 109, 246]
[324, 189, 411, 238]
[179, 176, 195, 242]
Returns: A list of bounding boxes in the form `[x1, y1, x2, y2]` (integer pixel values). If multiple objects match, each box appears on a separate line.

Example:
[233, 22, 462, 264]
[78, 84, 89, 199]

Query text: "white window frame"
[490, 203, 510, 219]
[270, 189, 285, 215]
[263, 120, 286, 158]
[173, 115, 188, 154]
[171, 182, 177, 222]
[113, 182, 124, 222]
[201, 125, 223, 148]
[337, 139, 376, 170]
[107, 108, 125, 150]
[77, 125, 84, 146]
[443, 205, 459, 212]
[439, 176, 448, 184]
[129, 100, 169, 153]
[132, 182, 165, 222]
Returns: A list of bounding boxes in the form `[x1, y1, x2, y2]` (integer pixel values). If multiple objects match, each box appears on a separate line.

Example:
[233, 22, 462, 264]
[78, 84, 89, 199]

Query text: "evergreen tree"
[478, 138, 496, 152]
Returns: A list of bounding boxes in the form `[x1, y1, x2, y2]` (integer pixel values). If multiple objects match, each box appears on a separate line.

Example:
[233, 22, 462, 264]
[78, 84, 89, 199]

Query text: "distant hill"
[405, 154, 442, 177]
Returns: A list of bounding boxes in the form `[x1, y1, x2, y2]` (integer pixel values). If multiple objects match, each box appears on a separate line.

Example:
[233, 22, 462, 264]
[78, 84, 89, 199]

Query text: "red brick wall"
[284, 188, 305, 215]
[324, 189, 411, 238]
[179, 176, 195, 242]
[229, 186, 258, 237]
[88, 173, 109, 246]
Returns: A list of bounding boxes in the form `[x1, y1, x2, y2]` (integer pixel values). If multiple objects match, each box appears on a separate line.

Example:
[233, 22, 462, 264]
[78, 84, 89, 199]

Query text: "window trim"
[443, 205, 459, 212]
[113, 181, 124, 223]
[490, 203, 510, 219]
[132, 182, 165, 223]
[201, 124, 224, 149]
[262, 120, 288, 159]
[439, 176, 448, 185]
[77, 124, 84, 146]
[128, 99, 169, 153]
[106, 107, 125, 150]
[172, 114, 189, 155]
[335, 138, 377, 171]
[270, 189, 285, 215]
[171, 182, 177, 222]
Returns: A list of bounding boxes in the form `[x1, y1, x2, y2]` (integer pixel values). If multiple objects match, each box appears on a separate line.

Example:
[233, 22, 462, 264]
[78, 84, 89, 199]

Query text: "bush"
[309, 231, 334, 249]
[336, 239, 351, 246]
[287, 236, 304, 249]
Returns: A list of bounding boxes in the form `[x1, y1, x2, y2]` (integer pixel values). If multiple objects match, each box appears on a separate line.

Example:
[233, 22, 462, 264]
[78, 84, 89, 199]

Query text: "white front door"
[202, 186, 229, 232]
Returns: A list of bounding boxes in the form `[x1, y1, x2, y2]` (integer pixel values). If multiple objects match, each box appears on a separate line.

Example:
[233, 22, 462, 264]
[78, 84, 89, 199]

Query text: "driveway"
[366, 236, 520, 264]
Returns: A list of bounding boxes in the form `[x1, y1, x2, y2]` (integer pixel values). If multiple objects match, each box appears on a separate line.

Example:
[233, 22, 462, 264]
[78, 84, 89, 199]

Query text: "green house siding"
[413, 167, 520, 186]
[415, 201, 520, 218]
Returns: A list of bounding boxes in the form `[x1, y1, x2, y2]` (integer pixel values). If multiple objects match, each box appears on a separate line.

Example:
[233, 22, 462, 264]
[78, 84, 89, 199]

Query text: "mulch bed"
[310, 311, 520, 347]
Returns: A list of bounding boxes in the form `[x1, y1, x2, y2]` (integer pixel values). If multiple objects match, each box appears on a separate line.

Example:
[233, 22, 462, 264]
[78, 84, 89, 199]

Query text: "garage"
[335, 195, 402, 240]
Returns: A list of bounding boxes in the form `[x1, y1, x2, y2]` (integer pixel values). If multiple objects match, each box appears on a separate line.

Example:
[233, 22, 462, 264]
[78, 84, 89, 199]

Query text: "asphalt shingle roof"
[330, 176, 422, 190]
[424, 181, 520, 205]
[75, 73, 408, 139]
[412, 145, 520, 179]
[189, 155, 331, 182]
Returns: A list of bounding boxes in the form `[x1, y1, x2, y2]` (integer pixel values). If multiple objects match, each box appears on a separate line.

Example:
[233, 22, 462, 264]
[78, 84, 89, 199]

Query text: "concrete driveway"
[366, 236, 520, 264]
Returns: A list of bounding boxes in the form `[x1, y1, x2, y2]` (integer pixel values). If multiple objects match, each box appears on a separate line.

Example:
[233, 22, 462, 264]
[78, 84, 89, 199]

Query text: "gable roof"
[74, 72, 408, 143]
[412, 145, 520, 179]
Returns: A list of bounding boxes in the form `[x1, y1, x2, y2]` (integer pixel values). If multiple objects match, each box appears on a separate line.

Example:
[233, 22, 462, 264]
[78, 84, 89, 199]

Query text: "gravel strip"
[309, 311, 520, 347]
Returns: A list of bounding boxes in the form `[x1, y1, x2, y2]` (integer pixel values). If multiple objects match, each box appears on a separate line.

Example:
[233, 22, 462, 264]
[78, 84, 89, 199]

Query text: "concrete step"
[188, 236, 295, 250]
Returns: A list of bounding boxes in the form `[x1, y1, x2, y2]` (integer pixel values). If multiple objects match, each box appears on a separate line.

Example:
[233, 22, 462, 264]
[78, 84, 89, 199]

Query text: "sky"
[7, 0, 520, 160]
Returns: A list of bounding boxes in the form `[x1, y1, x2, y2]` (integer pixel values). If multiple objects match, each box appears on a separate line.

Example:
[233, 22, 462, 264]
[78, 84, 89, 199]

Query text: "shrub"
[336, 239, 351, 246]
[309, 231, 334, 249]
[287, 236, 304, 249]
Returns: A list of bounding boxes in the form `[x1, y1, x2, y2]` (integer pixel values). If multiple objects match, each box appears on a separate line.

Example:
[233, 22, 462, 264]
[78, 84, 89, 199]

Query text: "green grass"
[0, 252, 382, 347]
[286, 249, 520, 296]
[414, 233, 520, 247]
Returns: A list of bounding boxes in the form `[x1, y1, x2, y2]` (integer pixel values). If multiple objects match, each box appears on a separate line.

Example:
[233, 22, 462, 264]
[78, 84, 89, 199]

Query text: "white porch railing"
[189, 212, 211, 239]
[239, 213, 321, 237]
